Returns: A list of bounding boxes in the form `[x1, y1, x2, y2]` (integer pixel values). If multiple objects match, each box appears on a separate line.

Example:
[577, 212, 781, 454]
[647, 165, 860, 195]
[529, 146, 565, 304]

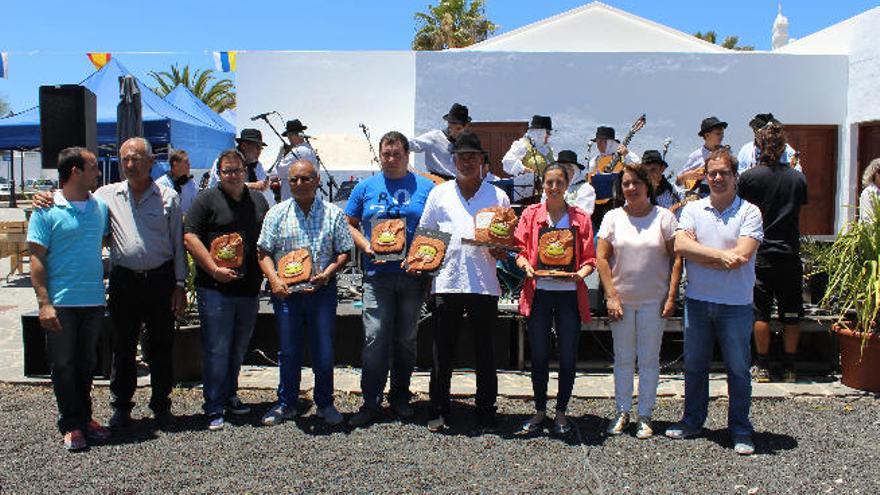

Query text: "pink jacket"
[514, 203, 596, 323]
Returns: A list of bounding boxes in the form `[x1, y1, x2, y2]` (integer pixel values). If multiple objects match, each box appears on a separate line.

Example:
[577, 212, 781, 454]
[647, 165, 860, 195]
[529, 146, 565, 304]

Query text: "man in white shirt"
[501, 115, 554, 202]
[417, 131, 510, 433]
[273, 119, 318, 201]
[410, 103, 471, 180]
[154, 149, 197, 215]
[736, 113, 801, 175]
[675, 116, 728, 196]
[586, 126, 639, 176]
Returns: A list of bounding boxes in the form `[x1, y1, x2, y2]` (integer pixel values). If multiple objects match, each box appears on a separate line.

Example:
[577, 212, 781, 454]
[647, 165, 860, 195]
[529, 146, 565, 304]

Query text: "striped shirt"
[257, 197, 354, 272]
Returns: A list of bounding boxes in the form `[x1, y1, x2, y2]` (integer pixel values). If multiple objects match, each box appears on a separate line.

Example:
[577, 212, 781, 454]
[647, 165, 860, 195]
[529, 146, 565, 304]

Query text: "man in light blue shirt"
[666, 147, 763, 456]
[27, 147, 110, 451]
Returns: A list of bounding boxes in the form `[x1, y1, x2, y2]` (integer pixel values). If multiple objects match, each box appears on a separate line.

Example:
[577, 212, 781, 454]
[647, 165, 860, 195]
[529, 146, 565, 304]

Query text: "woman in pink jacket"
[514, 164, 596, 435]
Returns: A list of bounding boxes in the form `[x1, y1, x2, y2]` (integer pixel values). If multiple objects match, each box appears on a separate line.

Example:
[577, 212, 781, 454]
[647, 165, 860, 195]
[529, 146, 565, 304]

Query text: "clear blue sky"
[1, 0, 877, 113]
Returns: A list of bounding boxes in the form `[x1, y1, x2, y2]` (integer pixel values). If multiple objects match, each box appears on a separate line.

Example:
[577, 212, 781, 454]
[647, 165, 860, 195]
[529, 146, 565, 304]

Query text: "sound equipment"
[39, 85, 97, 169]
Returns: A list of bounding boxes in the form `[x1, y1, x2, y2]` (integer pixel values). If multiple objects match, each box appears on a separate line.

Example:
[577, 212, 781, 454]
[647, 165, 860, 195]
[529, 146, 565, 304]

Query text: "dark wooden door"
[783, 125, 837, 235]
[468, 121, 528, 178]
[858, 123, 880, 199]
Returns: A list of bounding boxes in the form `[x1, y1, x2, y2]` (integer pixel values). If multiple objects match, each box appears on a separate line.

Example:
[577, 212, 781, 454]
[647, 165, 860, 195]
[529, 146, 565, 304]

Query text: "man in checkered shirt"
[257, 159, 354, 427]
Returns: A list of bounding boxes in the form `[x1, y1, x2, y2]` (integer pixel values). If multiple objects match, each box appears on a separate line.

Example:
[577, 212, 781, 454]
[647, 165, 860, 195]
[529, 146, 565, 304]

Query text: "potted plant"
[173, 254, 203, 383]
[814, 202, 880, 392]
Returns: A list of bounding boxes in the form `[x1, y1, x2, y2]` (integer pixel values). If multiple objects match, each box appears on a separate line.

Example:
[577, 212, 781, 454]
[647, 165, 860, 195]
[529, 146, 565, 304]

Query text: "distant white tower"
[772, 3, 790, 50]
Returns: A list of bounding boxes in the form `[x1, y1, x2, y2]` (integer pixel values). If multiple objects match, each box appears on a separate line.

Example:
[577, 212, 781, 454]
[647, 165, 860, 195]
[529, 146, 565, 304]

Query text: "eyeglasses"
[706, 170, 733, 179]
[220, 168, 245, 176]
[288, 176, 315, 184]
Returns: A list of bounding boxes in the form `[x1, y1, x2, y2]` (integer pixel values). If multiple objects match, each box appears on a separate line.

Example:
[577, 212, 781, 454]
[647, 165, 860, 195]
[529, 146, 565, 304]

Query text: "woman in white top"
[597, 163, 682, 439]
[859, 158, 880, 224]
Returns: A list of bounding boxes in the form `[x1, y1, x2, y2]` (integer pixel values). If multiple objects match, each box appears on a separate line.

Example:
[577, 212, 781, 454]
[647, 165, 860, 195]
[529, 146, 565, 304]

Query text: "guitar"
[591, 114, 646, 176]
[591, 114, 646, 205]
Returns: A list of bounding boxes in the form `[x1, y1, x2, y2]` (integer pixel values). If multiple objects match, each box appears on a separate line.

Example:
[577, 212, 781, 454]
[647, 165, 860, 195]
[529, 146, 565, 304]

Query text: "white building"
[236, 1, 880, 234]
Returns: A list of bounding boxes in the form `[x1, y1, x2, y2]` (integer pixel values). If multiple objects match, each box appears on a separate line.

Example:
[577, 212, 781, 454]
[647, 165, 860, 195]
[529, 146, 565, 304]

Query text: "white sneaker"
[316, 404, 343, 426]
[607, 411, 630, 435]
[636, 417, 653, 439]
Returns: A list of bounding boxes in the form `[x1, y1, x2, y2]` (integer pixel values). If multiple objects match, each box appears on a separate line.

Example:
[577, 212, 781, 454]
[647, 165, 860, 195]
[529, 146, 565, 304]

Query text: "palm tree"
[412, 0, 498, 50]
[694, 31, 754, 51]
[148, 64, 236, 112]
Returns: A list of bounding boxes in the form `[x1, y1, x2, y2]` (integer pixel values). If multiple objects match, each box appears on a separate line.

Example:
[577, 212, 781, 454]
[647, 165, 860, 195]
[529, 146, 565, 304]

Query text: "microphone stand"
[303, 136, 336, 201]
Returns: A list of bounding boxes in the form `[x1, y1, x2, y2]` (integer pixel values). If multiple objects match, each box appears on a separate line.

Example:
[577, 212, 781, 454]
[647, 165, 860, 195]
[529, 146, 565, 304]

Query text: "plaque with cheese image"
[277, 247, 313, 289]
[404, 228, 451, 274]
[370, 217, 407, 262]
[534, 227, 577, 277]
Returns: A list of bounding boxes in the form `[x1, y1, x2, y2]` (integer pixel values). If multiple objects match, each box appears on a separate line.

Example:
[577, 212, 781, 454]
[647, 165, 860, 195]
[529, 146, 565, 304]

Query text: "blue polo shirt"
[677, 195, 763, 306]
[344, 172, 434, 276]
[27, 191, 110, 307]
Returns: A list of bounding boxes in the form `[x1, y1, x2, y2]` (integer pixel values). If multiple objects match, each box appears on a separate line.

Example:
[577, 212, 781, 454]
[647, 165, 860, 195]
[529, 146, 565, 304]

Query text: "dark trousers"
[108, 263, 175, 413]
[429, 293, 499, 416]
[527, 290, 581, 413]
[47, 306, 103, 433]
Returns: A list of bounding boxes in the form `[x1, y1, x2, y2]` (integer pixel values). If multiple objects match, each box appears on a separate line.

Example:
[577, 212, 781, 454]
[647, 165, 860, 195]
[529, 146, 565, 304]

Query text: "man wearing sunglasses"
[257, 159, 353, 427]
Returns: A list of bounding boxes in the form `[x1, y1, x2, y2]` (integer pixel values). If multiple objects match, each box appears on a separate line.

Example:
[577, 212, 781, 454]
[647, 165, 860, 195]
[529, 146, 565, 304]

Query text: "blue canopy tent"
[0, 58, 234, 174]
[164, 85, 235, 134]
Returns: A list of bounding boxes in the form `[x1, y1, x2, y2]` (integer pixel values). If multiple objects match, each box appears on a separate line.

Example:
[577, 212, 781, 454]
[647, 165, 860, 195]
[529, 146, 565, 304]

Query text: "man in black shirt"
[184, 148, 270, 431]
[738, 122, 807, 383]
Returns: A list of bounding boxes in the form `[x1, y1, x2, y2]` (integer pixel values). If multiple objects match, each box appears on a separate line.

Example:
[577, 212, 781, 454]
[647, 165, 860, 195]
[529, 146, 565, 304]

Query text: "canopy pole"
[8, 150, 17, 208]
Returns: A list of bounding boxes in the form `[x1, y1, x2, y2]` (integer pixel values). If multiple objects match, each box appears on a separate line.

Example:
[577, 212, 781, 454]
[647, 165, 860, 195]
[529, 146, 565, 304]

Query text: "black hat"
[748, 112, 780, 131]
[591, 126, 616, 142]
[698, 116, 728, 137]
[529, 115, 552, 131]
[283, 119, 308, 135]
[443, 103, 472, 124]
[554, 149, 584, 170]
[641, 149, 668, 169]
[236, 128, 267, 146]
[452, 131, 486, 154]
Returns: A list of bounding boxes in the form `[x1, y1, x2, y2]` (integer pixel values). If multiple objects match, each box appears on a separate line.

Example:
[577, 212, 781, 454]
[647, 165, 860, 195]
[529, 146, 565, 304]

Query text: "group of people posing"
[28, 102, 810, 458]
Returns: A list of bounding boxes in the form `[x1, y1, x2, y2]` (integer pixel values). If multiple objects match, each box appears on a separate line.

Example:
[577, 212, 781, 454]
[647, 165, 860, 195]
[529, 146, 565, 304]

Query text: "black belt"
[112, 260, 174, 280]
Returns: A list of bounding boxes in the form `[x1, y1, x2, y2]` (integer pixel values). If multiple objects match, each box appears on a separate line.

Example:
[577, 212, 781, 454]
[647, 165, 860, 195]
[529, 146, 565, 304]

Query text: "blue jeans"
[527, 290, 581, 413]
[197, 288, 259, 416]
[272, 282, 337, 410]
[360, 273, 428, 410]
[682, 298, 754, 436]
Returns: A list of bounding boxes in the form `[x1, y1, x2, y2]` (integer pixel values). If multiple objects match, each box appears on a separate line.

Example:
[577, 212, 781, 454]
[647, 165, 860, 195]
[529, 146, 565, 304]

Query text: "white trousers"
[609, 301, 665, 418]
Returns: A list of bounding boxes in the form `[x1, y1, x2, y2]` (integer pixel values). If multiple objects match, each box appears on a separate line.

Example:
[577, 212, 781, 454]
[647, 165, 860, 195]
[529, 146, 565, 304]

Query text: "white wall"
[416, 51, 847, 174]
[236, 51, 416, 176]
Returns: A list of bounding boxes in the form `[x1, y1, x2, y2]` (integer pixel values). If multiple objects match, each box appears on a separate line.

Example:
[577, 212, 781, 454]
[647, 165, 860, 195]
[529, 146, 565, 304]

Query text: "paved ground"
[0, 383, 878, 494]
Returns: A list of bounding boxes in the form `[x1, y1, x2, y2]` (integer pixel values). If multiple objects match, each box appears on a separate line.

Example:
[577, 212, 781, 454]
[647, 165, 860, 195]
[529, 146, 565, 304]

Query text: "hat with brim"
[236, 128, 267, 146]
[452, 131, 486, 154]
[553, 149, 584, 170]
[529, 115, 552, 131]
[698, 116, 728, 137]
[591, 126, 616, 142]
[283, 119, 308, 136]
[749, 112, 780, 131]
[641, 149, 668, 169]
[443, 103, 472, 125]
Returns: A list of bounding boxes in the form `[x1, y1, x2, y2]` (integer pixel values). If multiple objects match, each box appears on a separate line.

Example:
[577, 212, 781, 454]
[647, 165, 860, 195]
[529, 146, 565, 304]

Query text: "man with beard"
[410, 103, 472, 181]
[675, 116, 728, 196]
[586, 126, 640, 176]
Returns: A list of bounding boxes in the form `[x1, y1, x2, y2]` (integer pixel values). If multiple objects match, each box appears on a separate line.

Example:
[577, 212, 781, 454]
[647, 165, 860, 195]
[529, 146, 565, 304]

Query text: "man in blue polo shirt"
[27, 147, 110, 451]
[666, 147, 763, 456]
[345, 131, 435, 427]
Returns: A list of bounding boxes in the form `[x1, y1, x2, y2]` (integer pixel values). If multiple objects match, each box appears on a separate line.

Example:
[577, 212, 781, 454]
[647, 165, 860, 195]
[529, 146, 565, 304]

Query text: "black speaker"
[39, 85, 97, 169]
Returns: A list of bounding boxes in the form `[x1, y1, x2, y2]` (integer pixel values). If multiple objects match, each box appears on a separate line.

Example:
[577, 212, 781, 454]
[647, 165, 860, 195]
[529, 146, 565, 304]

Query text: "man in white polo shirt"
[666, 147, 764, 456]
[417, 131, 509, 433]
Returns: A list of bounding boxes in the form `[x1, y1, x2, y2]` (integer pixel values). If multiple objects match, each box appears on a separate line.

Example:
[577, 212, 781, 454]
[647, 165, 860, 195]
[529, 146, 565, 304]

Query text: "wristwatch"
[176, 280, 186, 288]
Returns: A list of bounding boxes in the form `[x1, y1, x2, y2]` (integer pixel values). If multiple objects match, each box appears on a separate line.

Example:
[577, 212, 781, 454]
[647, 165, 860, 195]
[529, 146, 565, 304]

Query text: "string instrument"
[592, 114, 646, 175]
[358, 123, 446, 185]
[662, 137, 672, 160]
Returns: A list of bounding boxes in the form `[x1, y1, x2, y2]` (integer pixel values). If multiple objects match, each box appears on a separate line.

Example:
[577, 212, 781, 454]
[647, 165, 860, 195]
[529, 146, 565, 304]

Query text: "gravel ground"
[0, 383, 877, 494]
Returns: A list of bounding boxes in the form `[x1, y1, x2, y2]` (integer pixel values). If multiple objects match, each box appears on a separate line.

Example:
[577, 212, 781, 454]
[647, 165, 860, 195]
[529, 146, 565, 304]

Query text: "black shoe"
[108, 409, 132, 429]
[153, 410, 175, 428]
[477, 411, 498, 431]
[296, 398, 312, 416]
